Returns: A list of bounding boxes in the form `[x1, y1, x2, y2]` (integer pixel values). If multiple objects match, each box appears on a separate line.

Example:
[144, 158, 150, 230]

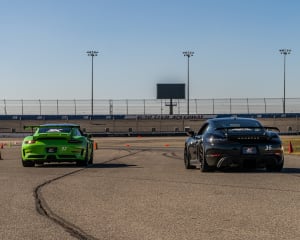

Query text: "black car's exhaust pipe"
[217, 157, 228, 168]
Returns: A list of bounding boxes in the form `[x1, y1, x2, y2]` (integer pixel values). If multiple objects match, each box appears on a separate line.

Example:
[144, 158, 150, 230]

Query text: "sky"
[1, 0, 300, 101]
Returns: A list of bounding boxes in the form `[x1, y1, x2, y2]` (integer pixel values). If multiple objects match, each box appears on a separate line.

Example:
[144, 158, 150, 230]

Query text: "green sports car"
[21, 123, 94, 167]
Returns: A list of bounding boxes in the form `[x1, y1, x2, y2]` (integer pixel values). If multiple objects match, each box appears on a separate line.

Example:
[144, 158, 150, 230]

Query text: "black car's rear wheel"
[199, 146, 210, 172]
[184, 148, 192, 169]
[266, 159, 284, 172]
[77, 146, 89, 167]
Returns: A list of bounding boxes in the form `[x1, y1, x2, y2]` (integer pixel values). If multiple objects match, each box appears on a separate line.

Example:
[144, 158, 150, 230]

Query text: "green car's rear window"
[38, 128, 71, 133]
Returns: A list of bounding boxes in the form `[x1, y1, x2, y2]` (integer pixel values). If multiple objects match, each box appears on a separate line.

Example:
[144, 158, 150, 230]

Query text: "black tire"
[199, 146, 210, 172]
[88, 149, 94, 165]
[22, 160, 35, 167]
[266, 159, 284, 172]
[184, 148, 192, 169]
[77, 146, 89, 167]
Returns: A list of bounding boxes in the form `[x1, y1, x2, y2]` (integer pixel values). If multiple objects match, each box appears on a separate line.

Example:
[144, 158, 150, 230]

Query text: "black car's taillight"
[206, 134, 227, 144]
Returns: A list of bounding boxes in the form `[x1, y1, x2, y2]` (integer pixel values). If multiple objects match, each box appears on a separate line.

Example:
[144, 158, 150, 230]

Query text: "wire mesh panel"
[93, 100, 110, 115]
[0, 98, 299, 115]
[193, 99, 214, 114]
[40, 100, 59, 115]
[247, 98, 267, 114]
[73, 100, 91, 115]
[212, 99, 231, 114]
[143, 99, 163, 115]
[23, 100, 42, 115]
[126, 100, 145, 115]
[1, 100, 23, 115]
[286, 98, 300, 113]
[265, 98, 283, 113]
[110, 100, 128, 115]
[229, 98, 248, 114]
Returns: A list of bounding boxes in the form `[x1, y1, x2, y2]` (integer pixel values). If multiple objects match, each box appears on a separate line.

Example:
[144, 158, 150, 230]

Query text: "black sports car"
[184, 117, 284, 172]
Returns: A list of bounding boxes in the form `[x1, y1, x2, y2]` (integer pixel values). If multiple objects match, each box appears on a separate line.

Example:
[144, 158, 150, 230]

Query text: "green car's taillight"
[24, 140, 36, 144]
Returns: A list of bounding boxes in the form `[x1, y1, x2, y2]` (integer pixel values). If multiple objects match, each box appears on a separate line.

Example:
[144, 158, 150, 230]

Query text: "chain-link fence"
[1, 98, 300, 115]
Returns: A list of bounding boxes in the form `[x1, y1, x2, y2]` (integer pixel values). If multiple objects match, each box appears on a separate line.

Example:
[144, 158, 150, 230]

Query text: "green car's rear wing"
[23, 125, 80, 130]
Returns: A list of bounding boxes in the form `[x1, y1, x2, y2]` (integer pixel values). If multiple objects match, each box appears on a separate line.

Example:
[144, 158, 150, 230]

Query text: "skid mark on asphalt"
[162, 151, 182, 160]
[33, 150, 144, 240]
[34, 169, 97, 240]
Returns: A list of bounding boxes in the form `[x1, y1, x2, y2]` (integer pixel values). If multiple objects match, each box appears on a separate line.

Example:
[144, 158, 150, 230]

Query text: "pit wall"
[0, 117, 299, 134]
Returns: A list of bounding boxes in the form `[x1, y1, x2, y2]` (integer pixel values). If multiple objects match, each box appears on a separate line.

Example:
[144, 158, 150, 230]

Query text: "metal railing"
[1, 98, 300, 115]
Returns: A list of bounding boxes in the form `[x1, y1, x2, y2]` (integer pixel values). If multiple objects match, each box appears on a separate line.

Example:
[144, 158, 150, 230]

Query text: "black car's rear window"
[214, 119, 262, 129]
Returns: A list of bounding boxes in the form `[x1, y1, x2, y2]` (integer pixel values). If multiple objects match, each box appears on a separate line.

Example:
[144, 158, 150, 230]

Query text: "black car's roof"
[209, 117, 260, 123]
[206, 117, 262, 128]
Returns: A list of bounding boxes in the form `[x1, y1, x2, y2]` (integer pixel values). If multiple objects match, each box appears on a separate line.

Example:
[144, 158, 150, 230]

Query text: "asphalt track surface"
[0, 137, 300, 240]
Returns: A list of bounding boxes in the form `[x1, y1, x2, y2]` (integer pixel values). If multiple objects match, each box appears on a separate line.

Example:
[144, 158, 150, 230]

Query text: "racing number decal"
[62, 146, 67, 151]
[265, 145, 273, 151]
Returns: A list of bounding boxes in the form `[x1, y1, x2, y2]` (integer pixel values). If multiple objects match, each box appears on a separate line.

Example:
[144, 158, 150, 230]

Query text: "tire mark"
[162, 152, 182, 160]
[34, 150, 144, 240]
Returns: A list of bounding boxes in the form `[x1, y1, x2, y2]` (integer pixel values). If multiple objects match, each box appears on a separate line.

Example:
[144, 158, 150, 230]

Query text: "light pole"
[279, 49, 291, 114]
[183, 51, 194, 115]
[87, 50, 98, 116]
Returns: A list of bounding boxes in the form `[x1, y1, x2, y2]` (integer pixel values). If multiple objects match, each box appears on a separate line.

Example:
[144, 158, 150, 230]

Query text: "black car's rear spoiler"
[215, 126, 280, 132]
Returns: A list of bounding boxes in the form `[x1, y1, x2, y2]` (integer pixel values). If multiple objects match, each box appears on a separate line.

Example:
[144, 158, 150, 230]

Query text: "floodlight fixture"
[87, 50, 99, 116]
[182, 51, 194, 115]
[279, 49, 291, 114]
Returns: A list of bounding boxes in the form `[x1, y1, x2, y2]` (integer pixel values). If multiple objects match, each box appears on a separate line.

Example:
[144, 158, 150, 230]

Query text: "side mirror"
[187, 130, 195, 137]
[84, 133, 92, 138]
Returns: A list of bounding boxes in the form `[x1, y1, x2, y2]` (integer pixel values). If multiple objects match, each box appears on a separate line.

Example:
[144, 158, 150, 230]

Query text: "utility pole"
[279, 49, 291, 114]
[87, 50, 98, 116]
[183, 51, 194, 115]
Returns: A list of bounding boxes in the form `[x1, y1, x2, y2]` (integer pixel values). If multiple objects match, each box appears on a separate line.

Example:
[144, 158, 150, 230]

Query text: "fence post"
[21, 99, 24, 115]
[109, 100, 113, 115]
[57, 99, 59, 115]
[74, 99, 77, 115]
[39, 99, 41, 115]
[247, 98, 249, 114]
[4, 99, 7, 115]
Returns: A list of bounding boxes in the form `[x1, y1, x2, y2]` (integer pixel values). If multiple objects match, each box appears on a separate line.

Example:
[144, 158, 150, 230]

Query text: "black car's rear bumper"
[204, 143, 284, 169]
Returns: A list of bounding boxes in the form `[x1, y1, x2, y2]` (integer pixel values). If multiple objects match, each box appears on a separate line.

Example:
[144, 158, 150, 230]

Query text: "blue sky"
[1, 0, 300, 100]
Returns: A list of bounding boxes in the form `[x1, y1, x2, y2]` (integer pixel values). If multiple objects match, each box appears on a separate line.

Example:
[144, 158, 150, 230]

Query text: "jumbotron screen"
[157, 83, 185, 99]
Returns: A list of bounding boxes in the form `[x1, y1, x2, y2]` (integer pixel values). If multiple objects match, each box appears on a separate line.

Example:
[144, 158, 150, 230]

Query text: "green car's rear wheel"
[76, 145, 89, 167]
[22, 160, 35, 167]
[88, 149, 93, 165]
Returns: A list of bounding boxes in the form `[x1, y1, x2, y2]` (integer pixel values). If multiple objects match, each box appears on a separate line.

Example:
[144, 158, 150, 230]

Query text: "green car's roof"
[40, 123, 80, 127]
